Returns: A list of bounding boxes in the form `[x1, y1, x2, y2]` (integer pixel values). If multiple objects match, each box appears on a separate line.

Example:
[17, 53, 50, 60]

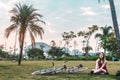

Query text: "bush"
[87, 56, 98, 60]
[0, 57, 2, 61]
[55, 56, 81, 60]
[106, 56, 112, 61]
[50, 55, 113, 61]
[55, 56, 97, 61]
[116, 70, 120, 76]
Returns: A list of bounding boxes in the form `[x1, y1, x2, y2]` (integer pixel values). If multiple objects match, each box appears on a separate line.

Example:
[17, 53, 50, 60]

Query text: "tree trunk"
[86, 35, 90, 56]
[104, 39, 106, 54]
[13, 28, 17, 60]
[109, 0, 120, 57]
[18, 40, 24, 65]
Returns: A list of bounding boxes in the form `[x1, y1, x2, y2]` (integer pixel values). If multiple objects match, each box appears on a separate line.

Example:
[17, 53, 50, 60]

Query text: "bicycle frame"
[32, 61, 88, 75]
[67, 66, 88, 73]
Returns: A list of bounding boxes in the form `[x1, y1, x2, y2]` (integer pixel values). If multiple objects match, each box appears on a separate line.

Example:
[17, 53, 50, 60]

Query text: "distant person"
[89, 52, 109, 75]
[112, 56, 115, 61]
[112, 55, 118, 61]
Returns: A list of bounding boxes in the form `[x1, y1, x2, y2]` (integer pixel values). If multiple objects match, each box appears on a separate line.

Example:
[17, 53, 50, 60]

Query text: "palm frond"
[29, 24, 44, 39]
[4, 24, 17, 38]
[38, 20, 46, 25]
[29, 31, 35, 48]
[9, 8, 18, 14]
[10, 15, 20, 24]
[95, 33, 102, 38]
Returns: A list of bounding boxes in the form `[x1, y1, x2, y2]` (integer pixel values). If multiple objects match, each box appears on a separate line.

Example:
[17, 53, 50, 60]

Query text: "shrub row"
[54, 56, 112, 61]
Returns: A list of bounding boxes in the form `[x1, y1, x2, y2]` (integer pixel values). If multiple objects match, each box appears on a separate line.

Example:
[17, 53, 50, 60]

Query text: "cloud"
[66, 10, 73, 14]
[0, 1, 9, 10]
[0, 0, 19, 25]
[8, 0, 18, 4]
[45, 21, 56, 34]
[0, 2, 10, 20]
[101, 4, 110, 9]
[80, 7, 97, 16]
[0, 0, 18, 10]
[55, 16, 61, 20]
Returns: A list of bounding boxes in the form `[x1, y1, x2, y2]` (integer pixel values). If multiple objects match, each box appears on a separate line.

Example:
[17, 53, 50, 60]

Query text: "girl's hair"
[98, 52, 105, 58]
[98, 52, 105, 63]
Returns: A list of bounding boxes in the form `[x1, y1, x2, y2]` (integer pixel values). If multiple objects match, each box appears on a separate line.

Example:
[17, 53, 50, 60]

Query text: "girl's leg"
[94, 69, 107, 74]
[100, 69, 107, 73]
[90, 69, 108, 75]
[93, 69, 101, 73]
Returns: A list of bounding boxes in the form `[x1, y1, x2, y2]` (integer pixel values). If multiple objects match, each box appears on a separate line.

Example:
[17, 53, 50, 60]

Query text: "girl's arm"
[95, 59, 99, 70]
[100, 60, 107, 69]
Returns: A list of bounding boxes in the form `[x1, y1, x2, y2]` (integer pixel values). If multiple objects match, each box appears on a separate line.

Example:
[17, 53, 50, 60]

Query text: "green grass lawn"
[0, 60, 120, 80]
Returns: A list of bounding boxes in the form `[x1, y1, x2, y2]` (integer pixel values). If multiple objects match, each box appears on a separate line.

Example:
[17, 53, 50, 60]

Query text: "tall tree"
[4, 3, 45, 65]
[62, 31, 76, 53]
[106, 32, 118, 56]
[62, 32, 70, 54]
[82, 46, 93, 56]
[81, 40, 86, 53]
[95, 25, 112, 54]
[99, 0, 120, 56]
[77, 25, 99, 56]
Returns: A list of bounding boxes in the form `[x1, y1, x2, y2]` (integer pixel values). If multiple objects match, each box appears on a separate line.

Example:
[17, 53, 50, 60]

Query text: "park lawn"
[0, 60, 120, 80]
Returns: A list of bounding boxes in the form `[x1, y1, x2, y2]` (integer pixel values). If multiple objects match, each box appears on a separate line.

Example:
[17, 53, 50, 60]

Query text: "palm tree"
[106, 32, 118, 56]
[82, 46, 93, 56]
[4, 3, 45, 65]
[98, 0, 120, 56]
[95, 25, 112, 54]
[86, 25, 99, 54]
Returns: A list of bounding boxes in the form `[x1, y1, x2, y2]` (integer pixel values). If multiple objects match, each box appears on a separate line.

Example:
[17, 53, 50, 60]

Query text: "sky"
[0, 0, 120, 52]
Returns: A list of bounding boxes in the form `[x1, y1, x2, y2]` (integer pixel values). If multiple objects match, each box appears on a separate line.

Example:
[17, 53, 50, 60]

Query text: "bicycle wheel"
[32, 68, 56, 75]
[78, 67, 88, 71]
[67, 67, 88, 73]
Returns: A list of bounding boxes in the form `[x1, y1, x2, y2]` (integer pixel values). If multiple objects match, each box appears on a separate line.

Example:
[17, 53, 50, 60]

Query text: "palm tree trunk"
[104, 39, 106, 54]
[18, 40, 24, 65]
[13, 28, 17, 60]
[18, 32, 25, 65]
[109, 0, 120, 57]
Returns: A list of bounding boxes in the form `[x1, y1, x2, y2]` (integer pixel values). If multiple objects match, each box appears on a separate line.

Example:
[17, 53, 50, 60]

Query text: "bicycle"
[32, 61, 67, 75]
[31, 61, 88, 75]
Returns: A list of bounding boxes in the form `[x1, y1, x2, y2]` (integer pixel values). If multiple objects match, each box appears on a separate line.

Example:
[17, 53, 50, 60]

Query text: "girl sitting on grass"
[90, 52, 109, 75]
